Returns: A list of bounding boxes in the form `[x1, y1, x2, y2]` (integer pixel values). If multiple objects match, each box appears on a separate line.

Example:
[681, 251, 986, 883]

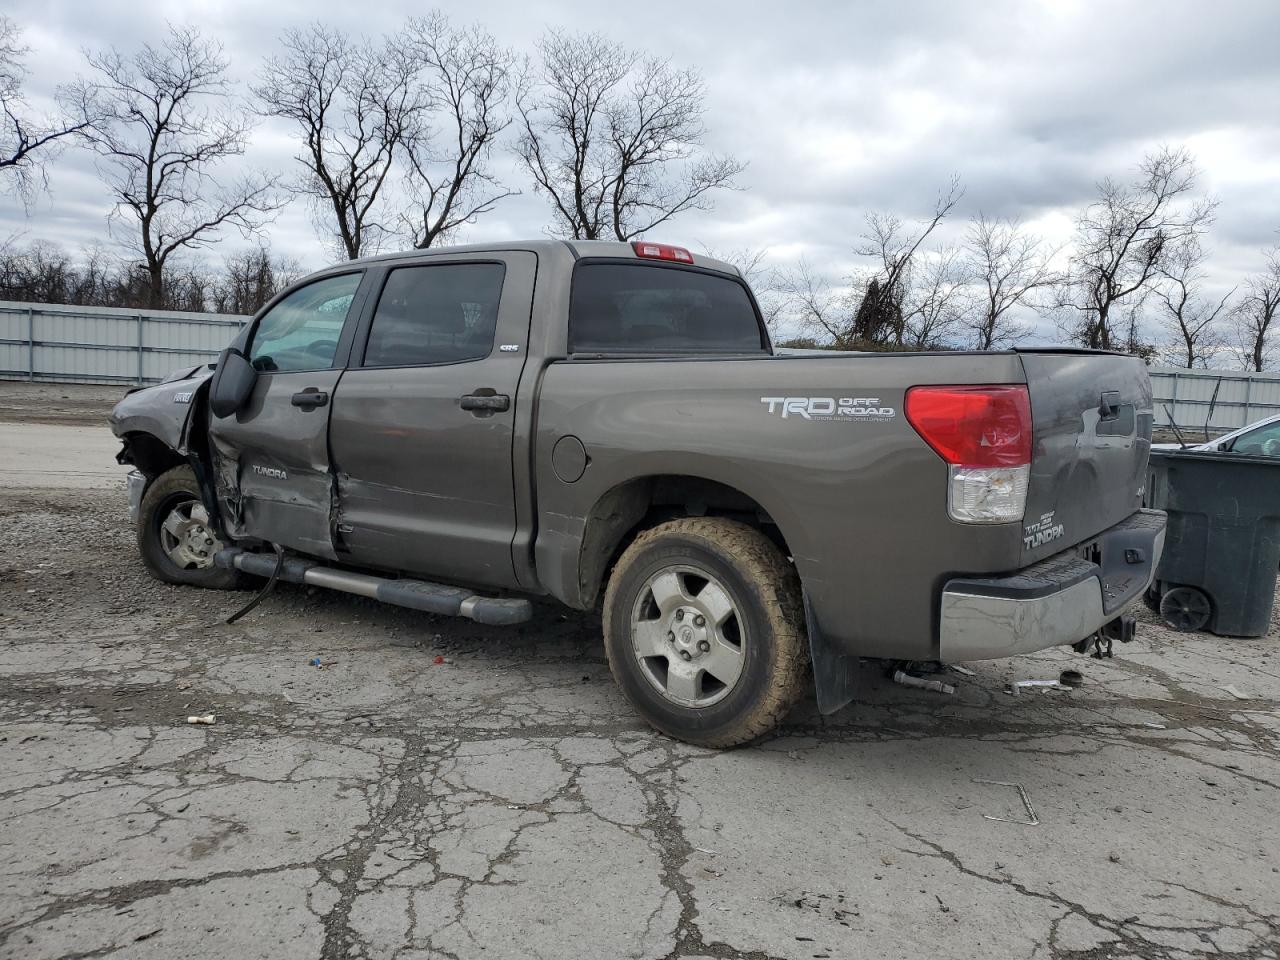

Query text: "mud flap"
[805, 591, 857, 715]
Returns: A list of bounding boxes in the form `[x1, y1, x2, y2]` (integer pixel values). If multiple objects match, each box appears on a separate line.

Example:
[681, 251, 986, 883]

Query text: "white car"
[1153, 413, 1280, 457]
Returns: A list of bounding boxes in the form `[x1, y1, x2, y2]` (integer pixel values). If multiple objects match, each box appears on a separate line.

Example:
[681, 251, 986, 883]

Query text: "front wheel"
[602, 518, 809, 747]
[137, 465, 244, 590]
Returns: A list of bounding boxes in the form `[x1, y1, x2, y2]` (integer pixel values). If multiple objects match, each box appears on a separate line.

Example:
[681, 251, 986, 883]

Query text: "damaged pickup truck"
[110, 239, 1166, 746]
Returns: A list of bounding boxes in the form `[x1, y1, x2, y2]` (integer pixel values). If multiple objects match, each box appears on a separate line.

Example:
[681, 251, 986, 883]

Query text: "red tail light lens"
[631, 241, 694, 264]
[905, 385, 1032, 467]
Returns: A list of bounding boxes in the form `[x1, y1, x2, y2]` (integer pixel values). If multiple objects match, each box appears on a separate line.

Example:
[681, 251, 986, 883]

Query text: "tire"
[137, 465, 245, 590]
[602, 517, 808, 748]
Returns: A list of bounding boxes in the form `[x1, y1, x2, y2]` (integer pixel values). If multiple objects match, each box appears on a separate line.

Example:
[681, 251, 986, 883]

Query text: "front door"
[208, 271, 367, 559]
[328, 252, 536, 588]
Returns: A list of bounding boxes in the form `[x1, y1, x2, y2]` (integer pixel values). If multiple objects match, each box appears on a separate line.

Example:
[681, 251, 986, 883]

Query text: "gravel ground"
[0, 380, 126, 426]
[1, 404, 1278, 958]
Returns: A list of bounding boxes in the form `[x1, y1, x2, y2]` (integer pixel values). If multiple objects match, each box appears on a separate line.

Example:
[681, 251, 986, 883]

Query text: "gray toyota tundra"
[110, 239, 1166, 746]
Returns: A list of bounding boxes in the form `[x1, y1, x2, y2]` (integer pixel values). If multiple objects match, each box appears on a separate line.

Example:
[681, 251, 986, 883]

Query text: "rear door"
[1018, 349, 1153, 564]
[208, 271, 367, 559]
[328, 252, 536, 589]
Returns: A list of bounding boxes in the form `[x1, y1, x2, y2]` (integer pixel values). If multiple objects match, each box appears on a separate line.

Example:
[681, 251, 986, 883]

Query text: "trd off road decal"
[173, 391, 193, 404]
[1023, 511, 1065, 550]
[759, 396, 896, 422]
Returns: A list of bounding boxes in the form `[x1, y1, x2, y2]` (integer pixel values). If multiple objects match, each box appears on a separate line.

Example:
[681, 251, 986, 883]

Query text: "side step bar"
[214, 548, 532, 626]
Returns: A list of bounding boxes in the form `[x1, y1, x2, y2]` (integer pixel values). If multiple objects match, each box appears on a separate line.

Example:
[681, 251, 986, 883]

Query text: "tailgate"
[1018, 350, 1153, 565]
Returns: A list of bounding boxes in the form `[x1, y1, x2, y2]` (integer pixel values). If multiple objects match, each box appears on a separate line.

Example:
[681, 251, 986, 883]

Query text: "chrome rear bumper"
[938, 509, 1166, 661]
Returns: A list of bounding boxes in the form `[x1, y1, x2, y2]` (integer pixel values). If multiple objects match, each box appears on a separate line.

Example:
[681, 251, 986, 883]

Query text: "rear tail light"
[905, 385, 1032, 524]
[631, 241, 694, 264]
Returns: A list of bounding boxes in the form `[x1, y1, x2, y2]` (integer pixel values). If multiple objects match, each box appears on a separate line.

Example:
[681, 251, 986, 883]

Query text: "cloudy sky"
[4, 0, 1280, 342]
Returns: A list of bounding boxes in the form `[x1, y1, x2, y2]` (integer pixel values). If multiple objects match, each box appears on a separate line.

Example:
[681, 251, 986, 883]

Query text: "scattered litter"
[133, 928, 163, 943]
[1220, 685, 1250, 701]
[972, 778, 1039, 826]
[310, 657, 338, 669]
[948, 664, 976, 677]
[893, 670, 955, 695]
[1142, 721, 1167, 730]
[1108, 852, 1121, 863]
[694, 847, 717, 856]
[186, 714, 216, 725]
[1058, 669, 1084, 688]
[175, 801, 189, 813]
[432, 655, 446, 665]
[1006, 679, 1070, 696]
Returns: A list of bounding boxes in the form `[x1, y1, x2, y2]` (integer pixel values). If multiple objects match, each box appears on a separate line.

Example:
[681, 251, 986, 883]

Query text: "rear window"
[569, 262, 765, 354]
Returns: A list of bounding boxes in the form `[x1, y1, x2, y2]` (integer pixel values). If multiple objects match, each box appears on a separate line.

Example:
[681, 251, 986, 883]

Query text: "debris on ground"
[948, 664, 976, 677]
[1058, 669, 1084, 688]
[432, 655, 446, 665]
[1006, 679, 1071, 696]
[892, 669, 955, 695]
[310, 657, 338, 669]
[1220, 685, 1251, 701]
[186, 714, 216, 725]
[972, 778, 1039, 826]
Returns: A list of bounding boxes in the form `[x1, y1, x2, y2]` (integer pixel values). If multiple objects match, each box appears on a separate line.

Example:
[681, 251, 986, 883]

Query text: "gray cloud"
[5, 0, 1280, 346]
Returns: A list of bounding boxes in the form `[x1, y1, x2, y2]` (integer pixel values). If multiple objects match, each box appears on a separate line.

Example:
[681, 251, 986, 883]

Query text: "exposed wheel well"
[577, 475, 793, 609]
[120, 432, 186, 480]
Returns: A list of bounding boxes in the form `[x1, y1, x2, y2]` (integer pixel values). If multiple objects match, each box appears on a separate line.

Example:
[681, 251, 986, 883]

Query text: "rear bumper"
[938, 508, 1166, 661]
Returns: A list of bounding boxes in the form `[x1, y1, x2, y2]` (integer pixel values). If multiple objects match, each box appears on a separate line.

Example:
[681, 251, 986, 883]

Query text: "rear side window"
[569, 263, 765, 354]
[363, 262, 506, 367]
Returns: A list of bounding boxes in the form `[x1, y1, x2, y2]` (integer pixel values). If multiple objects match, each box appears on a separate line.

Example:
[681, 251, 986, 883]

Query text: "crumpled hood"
[109, 367, 215, 451]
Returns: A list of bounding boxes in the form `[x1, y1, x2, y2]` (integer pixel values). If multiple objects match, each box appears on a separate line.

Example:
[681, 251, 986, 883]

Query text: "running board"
[214, 548, 532, 626]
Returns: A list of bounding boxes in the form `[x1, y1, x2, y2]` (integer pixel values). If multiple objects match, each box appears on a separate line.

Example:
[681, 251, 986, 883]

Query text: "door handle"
[1099, 390, 1121, 421]
[291, 388, 329, 409]
[460, 392, 510, 414]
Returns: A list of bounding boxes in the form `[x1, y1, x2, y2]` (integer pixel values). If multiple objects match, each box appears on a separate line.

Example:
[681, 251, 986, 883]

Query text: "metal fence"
[4, 303, 1280, 424]
[1150, 366, 1280, 434]
[0, 300, 249, 386]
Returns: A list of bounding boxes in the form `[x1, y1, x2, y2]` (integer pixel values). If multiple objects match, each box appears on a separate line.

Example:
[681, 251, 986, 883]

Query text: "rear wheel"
[137, 465, 244, 589]
[602, 518, 808, 747]
[1159, 585, 1212, 632]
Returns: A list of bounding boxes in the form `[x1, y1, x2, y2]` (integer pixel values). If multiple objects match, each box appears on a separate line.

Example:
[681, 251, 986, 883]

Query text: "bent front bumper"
[938, 508, 1166, 661]
[126, 469, 147, 524]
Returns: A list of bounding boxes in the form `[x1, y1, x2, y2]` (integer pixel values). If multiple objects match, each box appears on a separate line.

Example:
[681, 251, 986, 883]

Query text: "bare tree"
[1061, 146, 1216, 350]
[398, 14, 515, 249]
[257, 24, 418, 260]
[67, 26, 278, 309]
[1232, 246, 1280, 372]
[900, 246, 970, 350]
[1154, 238, 1233, 368]
[1, 17, 93, 204]
[516, 31, 743, 241]
[210, 244, 304, 315]
[773, 258, 855, 346]
[850, 177, 964, 346]
[964, 214, 1057, 349]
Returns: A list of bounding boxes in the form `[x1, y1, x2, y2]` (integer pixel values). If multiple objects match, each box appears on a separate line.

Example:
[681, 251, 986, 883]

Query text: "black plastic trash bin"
[1145, 449, 1280, 636]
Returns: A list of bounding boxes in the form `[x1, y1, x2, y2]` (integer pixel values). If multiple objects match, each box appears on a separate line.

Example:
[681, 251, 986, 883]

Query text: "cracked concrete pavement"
[1, 384, 1278, 959]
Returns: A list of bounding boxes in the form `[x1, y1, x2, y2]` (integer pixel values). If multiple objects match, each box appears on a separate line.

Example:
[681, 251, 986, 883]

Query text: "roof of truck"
[345, 239, 741, 277]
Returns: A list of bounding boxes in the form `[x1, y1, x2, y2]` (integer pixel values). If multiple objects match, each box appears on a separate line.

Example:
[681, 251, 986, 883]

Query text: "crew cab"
[110, 240, 1166, 746]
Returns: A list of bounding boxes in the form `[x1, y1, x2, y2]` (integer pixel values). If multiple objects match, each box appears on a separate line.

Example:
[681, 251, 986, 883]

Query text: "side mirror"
[208, 347, 258, 418]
